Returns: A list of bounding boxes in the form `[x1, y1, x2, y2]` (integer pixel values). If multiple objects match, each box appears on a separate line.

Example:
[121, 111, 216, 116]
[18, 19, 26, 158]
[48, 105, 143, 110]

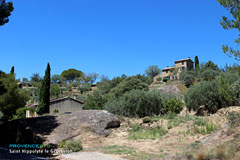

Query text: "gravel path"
[61, 152, 128, 160]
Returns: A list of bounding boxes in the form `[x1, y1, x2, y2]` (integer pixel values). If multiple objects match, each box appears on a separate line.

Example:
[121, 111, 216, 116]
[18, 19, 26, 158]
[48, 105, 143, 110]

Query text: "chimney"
[167, 66, 169, 68]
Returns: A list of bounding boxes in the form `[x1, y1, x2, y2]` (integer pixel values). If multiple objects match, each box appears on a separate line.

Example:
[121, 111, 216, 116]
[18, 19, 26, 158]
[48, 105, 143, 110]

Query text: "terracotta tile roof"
[162, 66, 175, 71]
[174, 58, 193, 63]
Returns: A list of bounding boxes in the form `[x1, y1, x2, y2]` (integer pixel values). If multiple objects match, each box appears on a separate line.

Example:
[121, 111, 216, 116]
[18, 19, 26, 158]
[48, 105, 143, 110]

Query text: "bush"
[84, 90, 108, 110]
[200, 69, 219, 81]
[231, 79, 240, 105]
[156, 77, 162, 82]
[50, 84, 60, 98]
[105, 90, 164, 117]
[109, 77, 148, 98]
[184, 81, 221, 113]
[12, 107, 35, 119]
[63, 140, 83, 152]
[105, 89, 181, 117]
[179, 71, 195, 87]
[78, 83, 91, 93]
[164, 99, 184, 114]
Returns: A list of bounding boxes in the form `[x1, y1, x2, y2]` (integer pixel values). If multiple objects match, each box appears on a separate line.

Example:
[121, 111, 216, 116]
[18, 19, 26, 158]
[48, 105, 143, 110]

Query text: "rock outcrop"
[0, 110, 120, 145]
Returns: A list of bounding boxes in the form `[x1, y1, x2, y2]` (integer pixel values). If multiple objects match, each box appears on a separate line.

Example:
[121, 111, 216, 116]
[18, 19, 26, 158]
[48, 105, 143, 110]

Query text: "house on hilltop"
[154, 57, 194, 82]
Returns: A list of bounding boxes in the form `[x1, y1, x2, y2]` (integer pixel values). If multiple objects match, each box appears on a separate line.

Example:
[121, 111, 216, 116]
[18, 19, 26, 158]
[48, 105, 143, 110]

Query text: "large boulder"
[0, 110, 120, 145]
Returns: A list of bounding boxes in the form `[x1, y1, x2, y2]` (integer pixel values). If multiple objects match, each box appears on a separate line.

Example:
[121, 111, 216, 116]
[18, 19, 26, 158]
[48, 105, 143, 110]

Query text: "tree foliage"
[84, 90, 108, 110]
[61, 69, 84, 83]
[37, 63, 51, 114]
[78, 83, 91, 93]
[201, 69, 219, 81]
[0, 1, 14, 26]
[50, 84, 60, 98]
[195, 56, 200, 70]
[145, 65, 161, 78]
[105, 89, 182, 118]
[30, 73, 42, 83]
[0, 71, 29, 120]
[164, 99, 184, 114]
[202, 61, 219, 71]
[179, 71, 195, 87]
[85, 73, 99, 84]
[96, 74, 127, 94]
[217, 0, 240, 60]
[10, 66, 14, 75]
[184, 81, 221, 113]
[109, 76, 148, 98]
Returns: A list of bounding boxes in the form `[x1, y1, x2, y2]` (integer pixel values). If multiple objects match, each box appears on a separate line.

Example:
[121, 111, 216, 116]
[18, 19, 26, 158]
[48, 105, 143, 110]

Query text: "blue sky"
[0, 0, 238, 80]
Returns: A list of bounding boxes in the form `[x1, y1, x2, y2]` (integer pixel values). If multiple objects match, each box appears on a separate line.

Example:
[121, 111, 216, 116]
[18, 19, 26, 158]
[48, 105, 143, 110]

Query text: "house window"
[166, 70, 168, 73]
[172, 76, 175, 80]
[181, 66, 185, 71]
[182, 62, 184, 65]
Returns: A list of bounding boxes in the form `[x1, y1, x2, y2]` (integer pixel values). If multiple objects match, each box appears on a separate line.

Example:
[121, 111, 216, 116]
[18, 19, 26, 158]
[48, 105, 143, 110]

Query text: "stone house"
[154, 57, 194, 82]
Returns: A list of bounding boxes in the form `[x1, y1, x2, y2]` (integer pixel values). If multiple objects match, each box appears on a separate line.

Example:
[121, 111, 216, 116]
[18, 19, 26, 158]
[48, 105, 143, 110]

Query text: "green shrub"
[184, 80, 221, 113]
[231, 79, 240, 105]
[84, 90, 108, 110]
[53, 109, 59, 114]
[142, 117, 152, 123]
[78, 83, 91, 93]
[109, 77, 148, 98]
[12, 107, 35, 119]
[50, 84, 60, 98]
[156, 77, 162, 82]
[179, 71, 195, 87]
[105, 89, 181, 117]
[164, 99, 184, 114]
[63, 140, 83, 152]
[105, 90, 164, 117]
[201, 69, 219, 81]
[58, 140, 67, 148]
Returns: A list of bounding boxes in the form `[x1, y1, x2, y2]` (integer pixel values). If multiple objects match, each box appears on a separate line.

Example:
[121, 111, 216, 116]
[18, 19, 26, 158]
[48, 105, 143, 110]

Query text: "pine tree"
[0, 1, 14, 26]
[37, 63, 51, 114]
[195, 56, 199, 71]
[217, 0, 240, 60]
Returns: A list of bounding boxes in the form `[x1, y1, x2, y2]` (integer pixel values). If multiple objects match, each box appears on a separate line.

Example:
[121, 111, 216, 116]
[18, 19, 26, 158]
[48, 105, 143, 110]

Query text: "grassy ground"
[101, 145, 164, 160]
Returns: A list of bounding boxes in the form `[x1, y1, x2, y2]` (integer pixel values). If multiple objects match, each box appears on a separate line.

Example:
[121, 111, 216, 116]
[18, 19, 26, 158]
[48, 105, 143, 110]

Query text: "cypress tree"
[10, 66, 14, 75]
[37, 63, 51, 114]
[195, 56, 199, 70]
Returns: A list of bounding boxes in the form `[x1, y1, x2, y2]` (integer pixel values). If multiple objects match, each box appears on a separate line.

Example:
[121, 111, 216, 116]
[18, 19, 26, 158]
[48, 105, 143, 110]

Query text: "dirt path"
[61, 152, 127, 160]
